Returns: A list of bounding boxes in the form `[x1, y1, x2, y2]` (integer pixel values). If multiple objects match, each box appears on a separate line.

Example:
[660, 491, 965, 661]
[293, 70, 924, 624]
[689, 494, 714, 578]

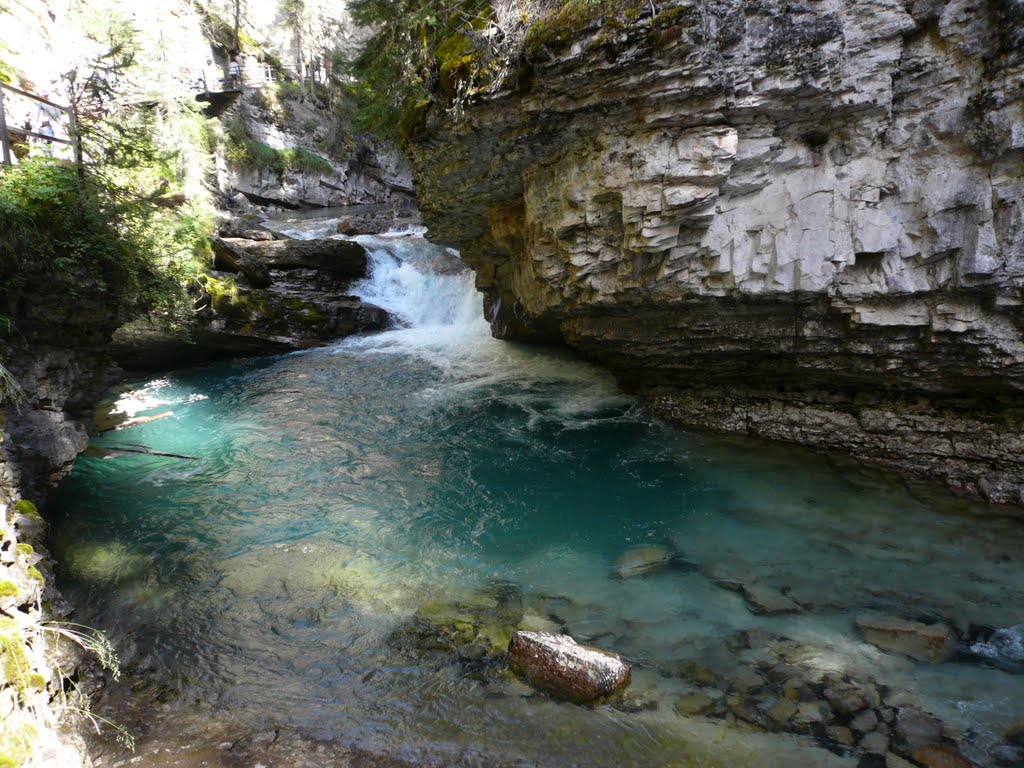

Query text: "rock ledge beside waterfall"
[408, 0, 1024, 506]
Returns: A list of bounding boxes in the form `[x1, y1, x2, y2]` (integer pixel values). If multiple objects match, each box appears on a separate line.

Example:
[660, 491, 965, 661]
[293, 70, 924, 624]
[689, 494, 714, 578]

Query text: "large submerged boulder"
[856, 616, 958, 663]
[507, 630, 631, 703]
[613, 544, 674, 579]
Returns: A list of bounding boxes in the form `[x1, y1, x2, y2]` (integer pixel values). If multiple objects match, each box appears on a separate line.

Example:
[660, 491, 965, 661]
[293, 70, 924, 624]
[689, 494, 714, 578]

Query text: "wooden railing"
[199, 63, 277, 95]
[0, 83, 82, 167]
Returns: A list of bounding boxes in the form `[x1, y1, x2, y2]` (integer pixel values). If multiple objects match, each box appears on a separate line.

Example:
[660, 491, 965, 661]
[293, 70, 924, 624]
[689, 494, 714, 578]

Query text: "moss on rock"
[11, 501, 38, 520]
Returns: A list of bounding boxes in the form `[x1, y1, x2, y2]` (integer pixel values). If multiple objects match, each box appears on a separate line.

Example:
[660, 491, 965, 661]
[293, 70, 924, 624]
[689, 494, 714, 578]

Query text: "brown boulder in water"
[856, 616, 958, 663]
[507, 631, 631, 704]
[613, 545, 674, 579]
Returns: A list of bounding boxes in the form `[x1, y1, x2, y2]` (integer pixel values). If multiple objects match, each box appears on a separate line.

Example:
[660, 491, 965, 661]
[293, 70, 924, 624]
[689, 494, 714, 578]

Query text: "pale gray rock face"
[410, 0, 1024, 505]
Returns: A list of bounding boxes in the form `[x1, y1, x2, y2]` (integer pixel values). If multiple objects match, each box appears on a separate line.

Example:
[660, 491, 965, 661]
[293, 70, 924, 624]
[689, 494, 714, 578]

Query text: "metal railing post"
[0, 87, 12, 166]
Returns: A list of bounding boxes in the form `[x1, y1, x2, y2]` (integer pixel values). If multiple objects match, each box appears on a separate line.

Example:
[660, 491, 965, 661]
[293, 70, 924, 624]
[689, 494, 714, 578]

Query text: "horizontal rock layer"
[113, 237, 388, 371]
[409, 0, 1024, 505]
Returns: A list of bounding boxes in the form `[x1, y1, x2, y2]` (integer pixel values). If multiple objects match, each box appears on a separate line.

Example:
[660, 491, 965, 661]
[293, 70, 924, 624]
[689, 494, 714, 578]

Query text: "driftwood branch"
[92, 445, 199, 460]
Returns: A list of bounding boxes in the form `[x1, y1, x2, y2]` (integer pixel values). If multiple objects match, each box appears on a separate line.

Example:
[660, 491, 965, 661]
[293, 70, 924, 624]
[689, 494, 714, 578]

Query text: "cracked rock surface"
[409, 0, 1024, 504]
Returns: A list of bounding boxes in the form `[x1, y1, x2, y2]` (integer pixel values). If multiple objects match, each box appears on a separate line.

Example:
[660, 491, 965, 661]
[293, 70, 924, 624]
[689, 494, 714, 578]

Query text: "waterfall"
[349, 235, 487, 336]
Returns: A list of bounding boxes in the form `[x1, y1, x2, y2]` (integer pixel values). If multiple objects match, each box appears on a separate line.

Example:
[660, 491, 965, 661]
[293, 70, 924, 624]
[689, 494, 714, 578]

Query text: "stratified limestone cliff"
[409, 0, 1024, 505]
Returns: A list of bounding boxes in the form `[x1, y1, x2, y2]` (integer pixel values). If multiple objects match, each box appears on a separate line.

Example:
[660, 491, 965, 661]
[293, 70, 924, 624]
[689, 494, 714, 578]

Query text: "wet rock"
[613, 545, 674, 579]
[674, 690, 721, 716]
[895, 708, 945, 750]
[766, 697, 799, 725]
[1005, 720, 1024, 746]
[506, 631, 631, 704]
[766, 662, 802, 683]
[856, 616, 958, 663]
[731, 666, 766, 693]
[794, 701, 829, 727]
[727, 695, 769, 729]
[827, 725, 856, 747]
[911, 744, 980, 768]
[860, 731, 889, 755]
[991, 743, 1024, 766]
[885, 753, 916, 768]
[965, 624, 1024, 672]
[337, 213, 393, 236]
[671, 660, 718, 687]
[741, 584, 802, 615]
[211, 236, 273, 288]
[851, 709, 879, 734]
[729, 628, 772, 652]
[223, 237, 368, 277]
[824, 679, 878, 716]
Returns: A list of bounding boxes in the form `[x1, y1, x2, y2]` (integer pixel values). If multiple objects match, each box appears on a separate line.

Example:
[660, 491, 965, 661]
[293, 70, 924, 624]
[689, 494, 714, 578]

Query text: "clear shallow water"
[51, 229, 1024, 767]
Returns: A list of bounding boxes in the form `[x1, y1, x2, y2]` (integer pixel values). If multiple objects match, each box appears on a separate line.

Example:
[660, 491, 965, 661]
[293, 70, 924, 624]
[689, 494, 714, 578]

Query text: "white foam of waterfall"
[340, 234, 636, 422]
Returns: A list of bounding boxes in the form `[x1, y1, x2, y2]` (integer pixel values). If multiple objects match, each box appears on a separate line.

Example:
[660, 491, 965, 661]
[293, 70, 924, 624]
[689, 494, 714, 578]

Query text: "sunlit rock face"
[409, 0, 1024, 505]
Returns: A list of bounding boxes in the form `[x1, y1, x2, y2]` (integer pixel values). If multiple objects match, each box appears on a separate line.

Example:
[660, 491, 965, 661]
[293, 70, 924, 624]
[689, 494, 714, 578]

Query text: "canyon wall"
[409, 0, 1024, 505]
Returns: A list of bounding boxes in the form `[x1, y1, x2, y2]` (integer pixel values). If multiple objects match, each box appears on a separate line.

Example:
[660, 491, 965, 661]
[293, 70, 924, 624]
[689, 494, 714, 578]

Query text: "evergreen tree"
[347, 0, 490, 137]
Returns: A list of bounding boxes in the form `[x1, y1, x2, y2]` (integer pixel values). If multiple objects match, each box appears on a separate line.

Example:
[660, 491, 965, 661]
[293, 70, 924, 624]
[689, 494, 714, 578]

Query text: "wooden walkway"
[0, 82, 81, 166]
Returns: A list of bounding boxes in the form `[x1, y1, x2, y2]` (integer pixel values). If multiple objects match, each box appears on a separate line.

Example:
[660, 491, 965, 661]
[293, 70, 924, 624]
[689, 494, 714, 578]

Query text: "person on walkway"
[37, 119, 54, 156]
[228, 57, 241, 88]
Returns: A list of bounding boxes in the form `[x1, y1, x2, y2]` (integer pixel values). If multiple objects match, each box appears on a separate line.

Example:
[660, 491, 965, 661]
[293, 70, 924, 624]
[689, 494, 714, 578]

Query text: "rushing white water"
[350, 236, 487, 335]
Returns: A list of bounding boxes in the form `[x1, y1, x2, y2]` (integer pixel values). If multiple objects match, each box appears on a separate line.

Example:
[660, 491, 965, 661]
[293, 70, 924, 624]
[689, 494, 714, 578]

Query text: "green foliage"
[0, 41, 14, 84]
[196, 3, 260, 54]
[0, 10, 216, 340]
[0, 158, 170, 328]
[12, 501, 38, 519]
[0, 632, 31, 692]
[522, 0, 644, 59]
[276, 80, 304, 102]
[0, 363, 22, 407]
[346, 0, 493, 138]
[0, 582, 17, 599]
[222, 112, 332, 176]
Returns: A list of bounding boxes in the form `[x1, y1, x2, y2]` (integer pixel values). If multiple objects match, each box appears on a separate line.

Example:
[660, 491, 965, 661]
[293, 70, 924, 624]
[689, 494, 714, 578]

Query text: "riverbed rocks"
[856, 616, 958, 663]
[612, 544, 674, 579]
[408, 0, 1024, 505]
[507, 631, 632, 704]
[740, 584, 803, 615]
[912, 744, 980, 768]
[656, 627, 992, 765]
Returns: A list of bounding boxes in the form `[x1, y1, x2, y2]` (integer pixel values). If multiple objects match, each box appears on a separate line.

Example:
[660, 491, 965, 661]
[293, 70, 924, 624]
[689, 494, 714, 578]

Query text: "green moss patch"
[223, 115, 333, 177]
[11, 501, 38, 519]
[523, 0, 645, 60]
